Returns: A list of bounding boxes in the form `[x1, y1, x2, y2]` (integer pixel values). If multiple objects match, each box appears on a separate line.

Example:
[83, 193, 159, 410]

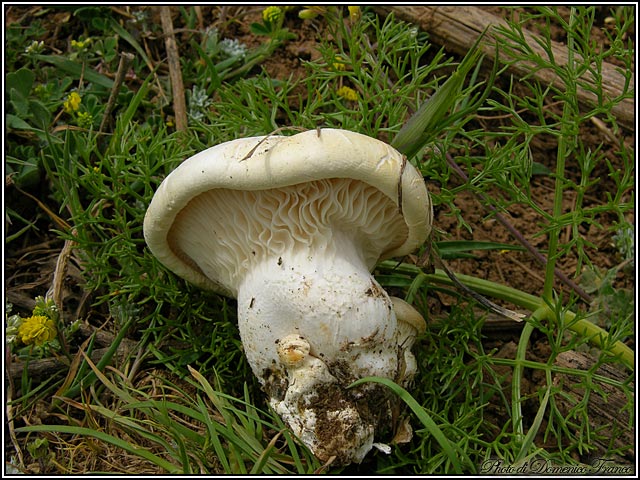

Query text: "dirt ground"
[5, 4, 635, 472]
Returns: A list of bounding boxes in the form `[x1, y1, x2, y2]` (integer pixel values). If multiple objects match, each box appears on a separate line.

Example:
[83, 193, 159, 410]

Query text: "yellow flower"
[18, 315, 57, 346]
[332, 55, 347, 71]
[64, 92, 82, 113]
[262, 6, 282, 23]
[348, 6, 361, 21]
[71, 38, 92, 49]
[337, 86, 358, 101]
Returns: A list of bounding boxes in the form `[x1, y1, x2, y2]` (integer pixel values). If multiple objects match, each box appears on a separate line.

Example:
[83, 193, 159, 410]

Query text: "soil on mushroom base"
[303, 379, 398, 466]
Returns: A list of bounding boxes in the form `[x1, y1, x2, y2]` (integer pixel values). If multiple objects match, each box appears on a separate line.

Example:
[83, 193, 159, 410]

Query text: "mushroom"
[143, 128, 432, 465]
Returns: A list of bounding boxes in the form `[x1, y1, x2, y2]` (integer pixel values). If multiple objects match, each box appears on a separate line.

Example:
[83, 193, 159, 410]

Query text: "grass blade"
[250, 430, 282, 474]
[109, 19, 154, 72]
[392, 45, 484, 159]
[515, 380, 551, 463]
[437, 240, 526, 256]
[32, 54, 114, 89]
[16, 424, 179, 473]
[197, 394, 232, 473]
[348, 376, 465, 473]
[117, 69, 156, 131]
[58, 317, 134, 400]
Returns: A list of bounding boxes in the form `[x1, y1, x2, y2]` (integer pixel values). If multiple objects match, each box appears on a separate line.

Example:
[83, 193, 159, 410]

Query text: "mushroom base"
[268, 372, 397, 465]
[236, 234, 422, 465]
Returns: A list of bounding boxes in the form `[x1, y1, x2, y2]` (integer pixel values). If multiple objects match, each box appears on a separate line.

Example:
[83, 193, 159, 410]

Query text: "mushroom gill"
[167, 178, 408, 296]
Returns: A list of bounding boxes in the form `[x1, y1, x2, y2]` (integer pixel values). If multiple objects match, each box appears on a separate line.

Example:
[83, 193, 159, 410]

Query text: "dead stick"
[160, 6, 188, 132]
[46, 232, 77, 325]
[5, 349, 24, 467]
[374, 6, 634, 131]
[99, 51, 135, 133]
[430, 243, 526, 322]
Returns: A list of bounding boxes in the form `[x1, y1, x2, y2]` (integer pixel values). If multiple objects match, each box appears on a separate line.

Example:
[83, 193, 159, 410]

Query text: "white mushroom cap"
[143, 128, 432, 297]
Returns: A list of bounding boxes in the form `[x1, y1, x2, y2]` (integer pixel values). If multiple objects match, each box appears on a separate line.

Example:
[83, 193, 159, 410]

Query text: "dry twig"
[160, 6, 188, 132]
[99, 51, 135, 133]
[374, 6, 634, 131]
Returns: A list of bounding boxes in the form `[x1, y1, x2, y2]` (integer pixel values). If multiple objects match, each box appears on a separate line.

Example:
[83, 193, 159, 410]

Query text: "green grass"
[6, 5, 634, 474]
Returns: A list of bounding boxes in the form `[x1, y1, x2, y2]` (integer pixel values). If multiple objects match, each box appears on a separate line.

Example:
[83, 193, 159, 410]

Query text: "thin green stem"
[543, 7, 578, 300]
[512, 315, 537, 442]
[378, 261, 634, 370]
[379, 260, 540, 310]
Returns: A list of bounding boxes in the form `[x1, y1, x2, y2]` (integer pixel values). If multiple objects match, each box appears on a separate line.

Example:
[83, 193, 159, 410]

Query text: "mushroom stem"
[235, 232, 420, 464]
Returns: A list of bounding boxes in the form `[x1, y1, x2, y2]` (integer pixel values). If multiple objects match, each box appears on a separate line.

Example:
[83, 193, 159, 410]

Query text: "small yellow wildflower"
[337, 86, 358, 101]
[18, 315, 57, 346]
[77, 111, 94, 128]
[348, 6, 361, 21]
[71, 38, 92, 49]
[332, 55, 347, 71]
[262, 6, 283, 24]
[63, 92, 82, 113]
